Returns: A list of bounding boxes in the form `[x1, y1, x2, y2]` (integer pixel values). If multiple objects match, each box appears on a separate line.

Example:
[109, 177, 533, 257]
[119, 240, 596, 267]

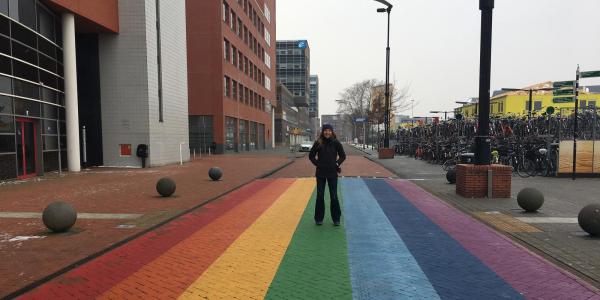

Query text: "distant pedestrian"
[309, 124, 346, 226]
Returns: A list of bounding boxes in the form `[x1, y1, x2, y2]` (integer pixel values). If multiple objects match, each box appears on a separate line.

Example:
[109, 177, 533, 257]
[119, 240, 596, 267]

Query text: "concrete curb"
[3, 158, 296, 299]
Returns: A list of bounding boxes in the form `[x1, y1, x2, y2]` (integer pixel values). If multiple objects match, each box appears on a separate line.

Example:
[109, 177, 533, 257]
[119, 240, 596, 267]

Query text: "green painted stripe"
[265, 180, 352, 300]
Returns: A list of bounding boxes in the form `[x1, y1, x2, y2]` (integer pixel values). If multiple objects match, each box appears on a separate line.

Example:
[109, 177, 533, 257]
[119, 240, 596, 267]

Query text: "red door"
[16, 118, 37, 179]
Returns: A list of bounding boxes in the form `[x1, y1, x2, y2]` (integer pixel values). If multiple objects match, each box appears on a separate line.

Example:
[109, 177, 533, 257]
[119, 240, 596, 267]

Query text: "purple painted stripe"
[386, 179, 600, 300]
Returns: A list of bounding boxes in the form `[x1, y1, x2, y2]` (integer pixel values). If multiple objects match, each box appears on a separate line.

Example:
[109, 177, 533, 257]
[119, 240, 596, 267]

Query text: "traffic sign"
[552, 80, 574, 88]
[553, 88, 573, 96]
[581, 70, 600, 78]
[553, 97, 575, 103]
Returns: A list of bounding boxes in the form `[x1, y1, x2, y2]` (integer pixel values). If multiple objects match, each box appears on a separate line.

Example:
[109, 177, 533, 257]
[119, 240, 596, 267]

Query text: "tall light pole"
[475, 0, 494, 165]
[411, 99, 415, 118]
[375, 0, 392, 148]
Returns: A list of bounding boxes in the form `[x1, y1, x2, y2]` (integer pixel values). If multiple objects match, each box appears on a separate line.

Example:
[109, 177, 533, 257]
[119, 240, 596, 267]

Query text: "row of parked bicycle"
[393, 111, 600, 177]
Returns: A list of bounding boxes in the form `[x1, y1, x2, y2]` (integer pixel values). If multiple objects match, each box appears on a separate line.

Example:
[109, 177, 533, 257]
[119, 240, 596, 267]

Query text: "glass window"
[0, 34, 9, 55]
[43, 119, 56, 134]
[0, 54, 10, 74]
[37, 5, 54, 41]
[589, 101, 596, 108]
[42, 103, 57, 118]
[0, 94, 11, 114]
[41, 87, 56, 103]
[16, 0, 36, 30]
[39, 70, 57, 88]
[14, 98, 39, 117]
[0, 134, 15, 152]
[38, 37, 55, 58]
[11, 21, 36, 47]
[0, 115, 13, 132]
[12, 41, 37, 65]
[0, 75, 10, 93]
[38, 54, 56, 73]
[534, 101, 542, 111]
[43, 135, 57, 150]
[12, 59, 38, 82]
[0, 0, 8, 15]
[12, 78, 39, 99]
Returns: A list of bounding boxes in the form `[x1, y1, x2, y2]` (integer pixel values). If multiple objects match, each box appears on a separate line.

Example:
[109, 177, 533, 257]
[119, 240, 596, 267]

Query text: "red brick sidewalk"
[0, 154, 290, 298]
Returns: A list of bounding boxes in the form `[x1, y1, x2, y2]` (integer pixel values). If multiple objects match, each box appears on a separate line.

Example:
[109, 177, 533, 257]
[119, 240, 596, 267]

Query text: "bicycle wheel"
[443, 160, 456, 171]
[524, 159, 538, 177]
[516, 158, 531, 178]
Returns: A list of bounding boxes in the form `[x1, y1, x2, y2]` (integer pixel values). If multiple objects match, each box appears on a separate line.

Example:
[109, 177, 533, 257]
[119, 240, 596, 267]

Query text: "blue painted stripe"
[341, 178, 440, 300]
[364, 179, 524, 300]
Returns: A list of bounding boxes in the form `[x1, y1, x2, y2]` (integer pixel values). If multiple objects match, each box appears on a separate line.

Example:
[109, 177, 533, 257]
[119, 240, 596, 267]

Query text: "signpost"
[572, 68, 600, 180]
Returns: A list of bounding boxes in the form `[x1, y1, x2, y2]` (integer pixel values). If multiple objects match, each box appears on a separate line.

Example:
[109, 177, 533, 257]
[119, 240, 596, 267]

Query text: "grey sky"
[276, 0, 600, 118]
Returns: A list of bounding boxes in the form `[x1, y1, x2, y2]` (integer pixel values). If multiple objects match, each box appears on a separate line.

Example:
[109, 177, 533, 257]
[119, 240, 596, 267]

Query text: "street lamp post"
[375, 0, 392, 149]
[475, 0, 494, 165]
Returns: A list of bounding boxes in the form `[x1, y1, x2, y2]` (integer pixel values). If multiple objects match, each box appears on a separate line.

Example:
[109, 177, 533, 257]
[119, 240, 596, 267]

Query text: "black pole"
[383, 7, 391, 148]
[573, 66, 580, 180]
[475, 0, 494, 165]
[528, 89, 533, 118]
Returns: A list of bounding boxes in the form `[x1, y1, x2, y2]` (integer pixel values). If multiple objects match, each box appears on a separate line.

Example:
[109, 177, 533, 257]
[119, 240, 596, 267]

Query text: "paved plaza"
[1, 146, 600, 299]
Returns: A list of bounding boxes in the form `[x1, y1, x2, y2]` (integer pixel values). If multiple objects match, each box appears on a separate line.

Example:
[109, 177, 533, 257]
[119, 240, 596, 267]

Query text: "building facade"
[0, 0, 189, 181]
[187, 0, 276, 154]
[309, 74, 318, 118]
[455, 82, 600, 118]
[274, 83, 297, 146]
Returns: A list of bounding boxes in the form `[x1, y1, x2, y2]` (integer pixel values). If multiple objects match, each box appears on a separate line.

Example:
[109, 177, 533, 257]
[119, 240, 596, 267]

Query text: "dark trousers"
[315, 176, 341, 222]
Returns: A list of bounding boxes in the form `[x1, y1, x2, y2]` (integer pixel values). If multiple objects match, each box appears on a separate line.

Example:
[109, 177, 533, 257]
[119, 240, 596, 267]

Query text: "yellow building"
[456, 82, 600, 118]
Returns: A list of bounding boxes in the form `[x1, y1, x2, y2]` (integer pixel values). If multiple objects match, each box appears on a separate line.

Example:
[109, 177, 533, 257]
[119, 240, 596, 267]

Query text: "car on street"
[299, 142, 313, 152]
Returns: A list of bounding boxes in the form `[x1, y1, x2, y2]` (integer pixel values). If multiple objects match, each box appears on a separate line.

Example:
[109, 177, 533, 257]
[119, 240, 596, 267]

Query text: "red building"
[187, 0, 276, 153]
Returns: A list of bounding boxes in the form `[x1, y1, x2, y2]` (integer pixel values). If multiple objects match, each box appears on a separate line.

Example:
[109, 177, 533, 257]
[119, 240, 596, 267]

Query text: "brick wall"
[456, 164, 512, 198]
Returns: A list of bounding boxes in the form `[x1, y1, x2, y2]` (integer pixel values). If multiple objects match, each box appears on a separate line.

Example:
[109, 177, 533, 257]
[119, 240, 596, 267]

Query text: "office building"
[0, 0, 189, 180]
[187, 0, 276, 153]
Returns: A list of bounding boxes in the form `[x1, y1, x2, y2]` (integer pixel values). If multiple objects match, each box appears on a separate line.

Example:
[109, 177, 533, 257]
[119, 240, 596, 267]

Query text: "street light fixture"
[374, 0, 392, 149]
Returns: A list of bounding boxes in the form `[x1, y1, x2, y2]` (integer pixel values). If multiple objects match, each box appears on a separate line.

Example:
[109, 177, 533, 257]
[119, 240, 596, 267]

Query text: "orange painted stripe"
[98, 178, 296, 299]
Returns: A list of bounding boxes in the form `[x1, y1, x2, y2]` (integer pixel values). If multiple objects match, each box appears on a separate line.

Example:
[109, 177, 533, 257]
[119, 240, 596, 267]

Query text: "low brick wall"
[456, 164, 512, 198]
[378, 148, 395, 159]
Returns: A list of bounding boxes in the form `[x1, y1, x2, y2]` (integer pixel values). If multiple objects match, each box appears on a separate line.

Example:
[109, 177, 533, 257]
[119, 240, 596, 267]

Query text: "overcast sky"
[276, 0, 600, 118]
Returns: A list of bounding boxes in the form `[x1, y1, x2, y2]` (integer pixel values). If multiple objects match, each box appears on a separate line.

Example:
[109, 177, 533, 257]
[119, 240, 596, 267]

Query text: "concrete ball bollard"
[578, 204, 600, 236]
[209, 167, 223, 181]
[517, 187, 544, 212]
[156, 177, 176, 197]
[42, 201, 77, 232]
[446, 169, 456, 184]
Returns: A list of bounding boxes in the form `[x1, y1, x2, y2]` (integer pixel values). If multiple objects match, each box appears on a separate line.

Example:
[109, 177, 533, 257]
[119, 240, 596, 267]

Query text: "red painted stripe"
[18, 179, 279, 299]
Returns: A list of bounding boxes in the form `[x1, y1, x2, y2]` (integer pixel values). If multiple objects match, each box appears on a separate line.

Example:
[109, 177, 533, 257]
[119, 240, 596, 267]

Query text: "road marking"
[474, 212, 542, 233]
[179, 178, 314, 300]
[516, 217, 578, 224]
[0, 212, 142, 220]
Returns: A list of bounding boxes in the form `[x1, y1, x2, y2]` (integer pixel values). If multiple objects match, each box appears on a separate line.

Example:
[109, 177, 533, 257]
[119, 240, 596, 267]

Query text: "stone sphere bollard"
[517, 188, 544, 212]
[156, 177, 176, 197]
[578, 204, 600, 236]
[42, 201, 77, 232]
[446, 169, 456, 184]
[209, 167, 223, 181]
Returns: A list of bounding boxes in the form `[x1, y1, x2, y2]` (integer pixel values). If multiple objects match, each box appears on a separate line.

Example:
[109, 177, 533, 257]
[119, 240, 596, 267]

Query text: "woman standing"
[309, 124, 346, 226]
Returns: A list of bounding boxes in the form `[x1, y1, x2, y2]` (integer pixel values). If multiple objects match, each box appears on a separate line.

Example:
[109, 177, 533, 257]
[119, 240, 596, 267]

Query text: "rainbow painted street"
[19, 178, 600, 299]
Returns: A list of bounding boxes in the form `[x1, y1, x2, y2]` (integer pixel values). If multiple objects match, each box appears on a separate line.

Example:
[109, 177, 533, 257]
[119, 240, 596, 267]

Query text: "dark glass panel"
[12, 59, 38, 82]
[41, 87, 56, 103]
[0, 54, 10, 74]
[0, 115, 13, 132]
[39, 70, 56, 88]
[10, 21, 36, 48]
[41, 103, 57, 119]
[0, 0, 7, 16]
[43, 134, 56, 150]
[11, 41, 37, 65]
[37, 5, 54, 41]
[38, 54, 56, 73]
[14, 98, 39, 117]
[43, 151, 58, 172]
[0, 75, 10, 93]
[42, 119, 56, 134]
[17, 0, 36, 30]
[0, 153, 16, 179]
[0, 34, 9, 54]
[37, 36, 55, 58]
[12, 78, 39, 98]
[56, 78, 63, 91]
[0, 134, 15, 152]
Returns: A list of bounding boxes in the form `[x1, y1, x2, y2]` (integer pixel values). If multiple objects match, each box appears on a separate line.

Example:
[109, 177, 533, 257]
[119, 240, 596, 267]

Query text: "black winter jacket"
[309, 138, 346, 178]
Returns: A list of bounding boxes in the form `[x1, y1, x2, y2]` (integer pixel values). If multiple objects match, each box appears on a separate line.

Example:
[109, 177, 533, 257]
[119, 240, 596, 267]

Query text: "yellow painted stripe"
[178, 178, 315, 300]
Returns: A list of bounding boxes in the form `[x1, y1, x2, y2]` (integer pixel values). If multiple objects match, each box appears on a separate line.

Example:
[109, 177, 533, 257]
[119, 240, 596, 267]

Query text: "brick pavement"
[0, 154, 290, 298]
[14, 177, 600, 299]
[368, 150, 600, 289]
